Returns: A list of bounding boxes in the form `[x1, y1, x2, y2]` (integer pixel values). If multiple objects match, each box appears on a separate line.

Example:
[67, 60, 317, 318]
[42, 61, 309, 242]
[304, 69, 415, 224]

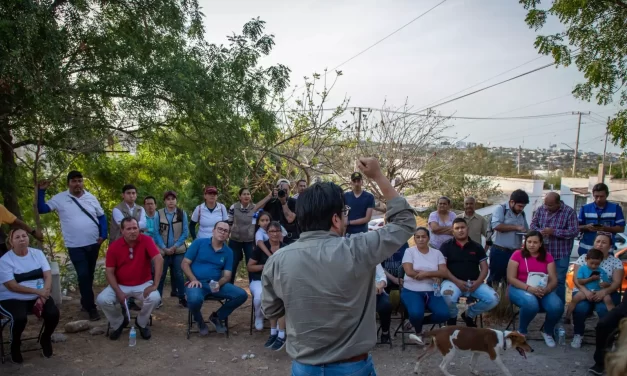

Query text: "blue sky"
[200, 0, 624, 153]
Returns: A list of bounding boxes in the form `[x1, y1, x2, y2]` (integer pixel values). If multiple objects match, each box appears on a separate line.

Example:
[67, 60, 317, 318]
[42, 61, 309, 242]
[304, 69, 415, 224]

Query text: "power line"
[365, 108, 573, 120]
[330, 0, 448, 71]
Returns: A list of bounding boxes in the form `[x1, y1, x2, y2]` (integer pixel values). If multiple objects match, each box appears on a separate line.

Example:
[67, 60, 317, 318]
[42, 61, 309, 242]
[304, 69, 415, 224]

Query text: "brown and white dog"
[409, 326, 533, 376]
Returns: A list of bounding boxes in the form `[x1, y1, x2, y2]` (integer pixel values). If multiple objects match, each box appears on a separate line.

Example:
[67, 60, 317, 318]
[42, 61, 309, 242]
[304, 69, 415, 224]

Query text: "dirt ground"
[2, 279, 600, 376]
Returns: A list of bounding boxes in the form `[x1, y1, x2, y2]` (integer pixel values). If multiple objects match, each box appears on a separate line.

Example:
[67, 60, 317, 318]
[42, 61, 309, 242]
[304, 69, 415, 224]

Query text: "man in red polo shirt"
[96, 217, 164, 340]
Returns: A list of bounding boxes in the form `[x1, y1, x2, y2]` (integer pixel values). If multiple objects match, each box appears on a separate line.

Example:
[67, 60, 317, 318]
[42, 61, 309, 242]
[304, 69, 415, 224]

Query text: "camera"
[278, 189, 287, 198]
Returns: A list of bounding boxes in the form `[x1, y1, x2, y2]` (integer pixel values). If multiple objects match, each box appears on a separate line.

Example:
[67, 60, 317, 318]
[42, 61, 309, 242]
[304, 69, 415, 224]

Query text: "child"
[565, 248, 614, 323]
[255, 212, 273, 257]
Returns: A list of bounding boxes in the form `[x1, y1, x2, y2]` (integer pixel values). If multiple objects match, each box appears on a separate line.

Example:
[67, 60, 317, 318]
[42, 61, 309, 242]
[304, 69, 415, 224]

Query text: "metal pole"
[357, 107, 362, 143]
[572, 112, 582, 176]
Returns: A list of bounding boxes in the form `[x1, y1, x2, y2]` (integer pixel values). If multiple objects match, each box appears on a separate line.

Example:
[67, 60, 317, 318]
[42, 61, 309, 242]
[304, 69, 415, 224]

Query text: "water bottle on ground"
[129, 327, 137, 347]
[557, 323, 566, 346]
[433, 281, 441, 297]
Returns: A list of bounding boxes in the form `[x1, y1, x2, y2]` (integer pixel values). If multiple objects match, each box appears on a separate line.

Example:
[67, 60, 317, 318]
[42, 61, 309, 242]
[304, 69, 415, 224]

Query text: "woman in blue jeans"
[400, 227, 450, 344]
[570, 233, 624, 349]
[507, 231, 564, 347]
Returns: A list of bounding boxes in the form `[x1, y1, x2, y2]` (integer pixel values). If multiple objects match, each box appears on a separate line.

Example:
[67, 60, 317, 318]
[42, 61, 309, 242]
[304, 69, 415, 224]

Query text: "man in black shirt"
[440, 218, 499, 327]
[588, 289, 627, 375]
[263, 179, 299, 244]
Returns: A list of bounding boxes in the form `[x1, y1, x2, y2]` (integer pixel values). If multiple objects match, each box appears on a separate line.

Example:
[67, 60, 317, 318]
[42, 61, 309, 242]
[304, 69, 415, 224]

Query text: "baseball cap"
[204, 186, 218, 195]
[163, 190, 177, 200]
[67, 170, 83, 183]
[276, 178, 290, 186]
[351, 172, 363, 181]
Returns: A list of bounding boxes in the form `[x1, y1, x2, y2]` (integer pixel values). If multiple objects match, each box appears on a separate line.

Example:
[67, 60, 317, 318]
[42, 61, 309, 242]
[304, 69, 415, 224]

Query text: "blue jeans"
[441, 281, 499, 319]
[487, 246, 514, 285]
[553, 256, 570, 304]
[400, 289, 449, 333]
[572, 291, 621, 335]
[291, 354, 376, 376]
[186, 282, 248, 323]
[67, 243, 101, 311]
[376, 293, 392, 333]
[158, 253, 185, 300]
[508, 285, 564, 335]
[228, 240, 254, 283]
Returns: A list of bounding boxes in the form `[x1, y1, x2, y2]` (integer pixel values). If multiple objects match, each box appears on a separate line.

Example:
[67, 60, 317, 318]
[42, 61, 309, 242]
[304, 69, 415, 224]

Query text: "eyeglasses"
[215, 227, 230, 234]
[342, 205, 351, 217]
[268, 230, 281, 234]
[129, 247, 134, 260]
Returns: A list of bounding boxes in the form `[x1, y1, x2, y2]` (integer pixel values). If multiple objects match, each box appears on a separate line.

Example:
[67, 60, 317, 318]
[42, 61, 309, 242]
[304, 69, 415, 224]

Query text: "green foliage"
[519, 0, 627, 146]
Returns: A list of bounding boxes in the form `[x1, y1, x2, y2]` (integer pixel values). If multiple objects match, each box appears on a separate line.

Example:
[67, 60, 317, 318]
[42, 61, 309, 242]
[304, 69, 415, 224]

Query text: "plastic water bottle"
[129, 327, 137, 347]
[466, 280, 473, 290]
[557, 323, 566, 345]
[36, 279, 44, 289]
[433, 281, 441, 296]
[252, 209, 262, 225]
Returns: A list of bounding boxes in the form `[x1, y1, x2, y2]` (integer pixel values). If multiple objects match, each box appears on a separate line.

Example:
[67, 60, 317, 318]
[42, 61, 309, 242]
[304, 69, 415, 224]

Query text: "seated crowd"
[1, 170, 626, 376]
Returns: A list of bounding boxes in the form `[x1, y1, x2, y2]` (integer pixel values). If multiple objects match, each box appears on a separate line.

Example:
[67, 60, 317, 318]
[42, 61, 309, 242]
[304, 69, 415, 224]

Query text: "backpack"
[485, 204, 526, 243]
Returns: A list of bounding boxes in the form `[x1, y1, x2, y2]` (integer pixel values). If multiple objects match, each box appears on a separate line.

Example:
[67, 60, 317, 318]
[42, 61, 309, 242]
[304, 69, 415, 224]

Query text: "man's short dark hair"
[144, 196, 156, 204]
[296, 179, 307, 185]
[67, 170, 83, 183]
[592, 183, 609, 196]
[452, 217, 467, 226]
[214, 221, 230, 231]
[510, 189, 530, 205]
[122, 184, 137, 193]
[121, 217, 138, 230]
[587, 248, 604, 261]
[296, 182, 344, 232]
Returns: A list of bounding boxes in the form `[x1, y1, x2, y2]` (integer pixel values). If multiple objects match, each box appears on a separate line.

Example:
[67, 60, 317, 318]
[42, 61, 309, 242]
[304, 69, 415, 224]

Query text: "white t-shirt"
[191, 203, 228, 239]
[0, 248, 51, 301]
[574, 254, 623, 282]
[402, 246, 446, 292]
[47, 190, 105, 248]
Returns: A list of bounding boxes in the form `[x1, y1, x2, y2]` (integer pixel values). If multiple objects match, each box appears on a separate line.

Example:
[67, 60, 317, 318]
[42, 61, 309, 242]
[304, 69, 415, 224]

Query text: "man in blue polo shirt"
[182, 221, 248, 335]
[344, 172, 375, 236]
[578, 183, 625, 255]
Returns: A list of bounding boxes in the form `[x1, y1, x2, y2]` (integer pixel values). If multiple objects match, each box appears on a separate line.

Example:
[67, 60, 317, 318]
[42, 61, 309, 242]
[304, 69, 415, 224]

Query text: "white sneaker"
[542, 333, 556, 348]
[255, 318, 264, 331]
[571, 334, 583, 349]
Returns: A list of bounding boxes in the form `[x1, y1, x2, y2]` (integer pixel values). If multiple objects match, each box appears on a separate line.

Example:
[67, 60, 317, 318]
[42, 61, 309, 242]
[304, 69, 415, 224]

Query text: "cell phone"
[591, 223, 603, 227]
[591, 271, 601, 276]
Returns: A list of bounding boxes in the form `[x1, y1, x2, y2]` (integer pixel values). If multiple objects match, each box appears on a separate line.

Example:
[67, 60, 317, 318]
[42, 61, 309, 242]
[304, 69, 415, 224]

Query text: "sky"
[199, 0, 624, 153]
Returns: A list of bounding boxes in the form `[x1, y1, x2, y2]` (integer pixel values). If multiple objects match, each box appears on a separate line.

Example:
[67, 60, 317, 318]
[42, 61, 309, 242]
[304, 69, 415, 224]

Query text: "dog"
[409, 326, 533, 376]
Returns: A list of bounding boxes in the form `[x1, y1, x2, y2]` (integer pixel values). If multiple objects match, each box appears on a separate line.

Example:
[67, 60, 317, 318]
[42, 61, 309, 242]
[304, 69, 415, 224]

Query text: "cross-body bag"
[69, 196, 99, 229]
[524, 257, 548, 287]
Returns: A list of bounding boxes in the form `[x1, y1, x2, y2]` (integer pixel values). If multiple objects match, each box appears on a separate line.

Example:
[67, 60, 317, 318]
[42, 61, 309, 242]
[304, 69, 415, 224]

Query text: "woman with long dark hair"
[507, 230, 563, 347]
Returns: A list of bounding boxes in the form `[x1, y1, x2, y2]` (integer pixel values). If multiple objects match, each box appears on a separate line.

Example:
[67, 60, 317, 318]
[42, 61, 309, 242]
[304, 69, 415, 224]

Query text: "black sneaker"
[10, 345, 23, 364]
[208, 313, 227, 334]
[264, 334, 278, 348]
[170, 290, 178, 297]
[179, 298, 188, 308]
[380, 332, 390, 344]
[446, 318, 457, 326]
[135, 318, 151, 340]
[89, 309, 101, 321]
[270, 336, 286, 351]
[109, 316, 130, 340]
[40, 336, 53, 358]
[588, 363, 604, 375]
[461, 311, 477, 328]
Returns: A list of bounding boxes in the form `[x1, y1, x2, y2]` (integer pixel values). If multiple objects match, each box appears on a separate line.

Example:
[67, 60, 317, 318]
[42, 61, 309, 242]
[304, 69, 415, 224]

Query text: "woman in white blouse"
[0, 229, 59, 363]
[190, 186, 228, 239]
[570, 233, 624, 349]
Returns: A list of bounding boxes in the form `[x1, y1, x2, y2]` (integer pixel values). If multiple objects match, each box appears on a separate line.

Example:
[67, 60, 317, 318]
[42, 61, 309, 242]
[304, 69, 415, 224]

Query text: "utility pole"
[601, 116, 610, 183]
[357, 107, 362, 143]
[517, 145, 521, 175]
[571, 111, 590, 176]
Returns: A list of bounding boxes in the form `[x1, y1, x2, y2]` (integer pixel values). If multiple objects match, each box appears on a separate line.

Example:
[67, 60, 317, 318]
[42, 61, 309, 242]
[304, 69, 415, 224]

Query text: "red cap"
[204, 186, 218, 195]
[163, 190, 177, 200]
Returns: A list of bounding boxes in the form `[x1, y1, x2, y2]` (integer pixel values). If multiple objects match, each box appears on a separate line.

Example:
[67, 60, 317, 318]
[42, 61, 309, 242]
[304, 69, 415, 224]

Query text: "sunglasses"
[129, 247, 134, 260]
[342, 205, 351, 217]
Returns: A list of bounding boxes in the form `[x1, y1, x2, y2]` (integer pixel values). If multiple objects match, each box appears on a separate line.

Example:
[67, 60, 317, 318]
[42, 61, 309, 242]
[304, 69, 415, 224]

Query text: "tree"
[519, 0, 627, 146]
[0, 1, 288, 217]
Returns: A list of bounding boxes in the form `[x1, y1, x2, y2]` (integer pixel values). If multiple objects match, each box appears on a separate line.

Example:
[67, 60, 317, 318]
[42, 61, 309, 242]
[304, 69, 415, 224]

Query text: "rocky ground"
[1, 280, 599, 376]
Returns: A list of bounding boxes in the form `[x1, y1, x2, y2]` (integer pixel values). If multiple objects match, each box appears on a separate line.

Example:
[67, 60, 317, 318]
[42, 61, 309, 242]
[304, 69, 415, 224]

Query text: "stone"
[62, 296, 73, 301]
[241, 354, 249, 360]
[89, 327, 106, 336]
[231, 357, 238, 363]
[249, 354, 256, 359]
[65, 320, 91, 333]
[51, 333, 67, 343]
[258, 367, 269, 370]
[173, 354, 180, 359]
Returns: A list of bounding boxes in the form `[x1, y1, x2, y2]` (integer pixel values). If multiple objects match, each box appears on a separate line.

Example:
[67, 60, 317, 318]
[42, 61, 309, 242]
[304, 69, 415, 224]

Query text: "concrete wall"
[480, 176, 545, 226]
[561, 176, 627, 205]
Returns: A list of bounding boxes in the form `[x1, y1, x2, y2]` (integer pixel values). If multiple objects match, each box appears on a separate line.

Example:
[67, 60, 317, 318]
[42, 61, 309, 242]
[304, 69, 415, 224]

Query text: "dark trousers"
[229, 240, 254, 283]
[594, 290, 627, 366]
[377, 293, 392, 333]
[68, 243, 101, 311]
[487, 246, 513, 285]
[0, 298, 60, 354]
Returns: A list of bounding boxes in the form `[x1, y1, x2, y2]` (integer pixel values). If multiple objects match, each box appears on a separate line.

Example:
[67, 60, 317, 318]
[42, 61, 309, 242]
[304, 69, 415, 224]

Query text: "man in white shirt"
[38, 171, 107, 321]
[109, 184, 147, 242]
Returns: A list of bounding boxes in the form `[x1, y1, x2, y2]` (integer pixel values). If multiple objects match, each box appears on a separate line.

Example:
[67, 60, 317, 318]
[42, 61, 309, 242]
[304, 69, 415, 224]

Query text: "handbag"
[524, 258, 548, 287]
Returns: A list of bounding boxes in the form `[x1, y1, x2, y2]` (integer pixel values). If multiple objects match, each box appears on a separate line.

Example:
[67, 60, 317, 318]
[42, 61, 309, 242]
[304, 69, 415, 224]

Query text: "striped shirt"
[530, 201, 579, 260]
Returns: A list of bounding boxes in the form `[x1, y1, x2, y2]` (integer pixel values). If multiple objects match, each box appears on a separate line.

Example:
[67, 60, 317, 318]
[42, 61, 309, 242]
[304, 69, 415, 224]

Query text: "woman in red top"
[507, 230, 564, 348]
